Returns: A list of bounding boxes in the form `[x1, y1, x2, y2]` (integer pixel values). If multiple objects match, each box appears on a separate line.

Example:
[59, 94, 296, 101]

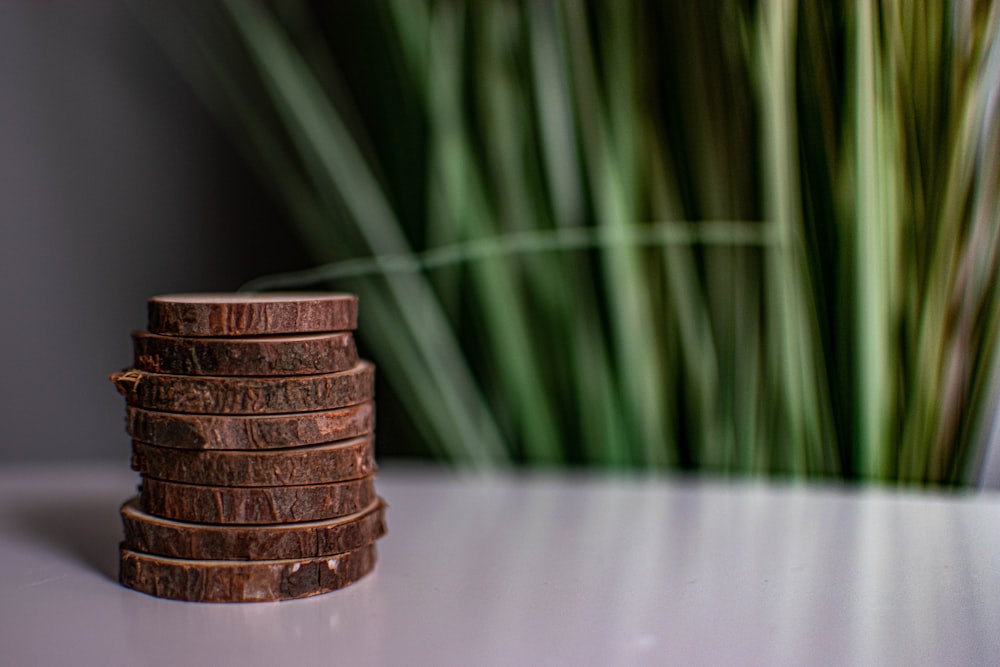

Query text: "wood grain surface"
[148, 293, 358, 337]
[109, 361, 375, 414]
[126, 401, 374, 450]
[120, 497, 387, 560]
[132, 435, 377, 486]
[132, 331, 357, 376]
[139, 474, 377, 524]
[119, 542, 377, 602]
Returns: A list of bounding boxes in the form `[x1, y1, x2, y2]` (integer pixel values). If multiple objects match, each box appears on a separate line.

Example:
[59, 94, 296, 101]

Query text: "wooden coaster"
[119, 542, 377, 602]
[132, 435, 376, 486]
[140, 474, 377, 524]
[148, 293, 358, 337]
[109, 361, 374, 414]
[132, 331, 357, 377]
[126, 401, 374, 450]
[121, 497, 387, 560]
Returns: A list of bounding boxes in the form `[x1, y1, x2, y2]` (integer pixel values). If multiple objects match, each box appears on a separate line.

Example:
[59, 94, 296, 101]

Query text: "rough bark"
[120, 497, 387, 560]
[119, 542, 377, 602]
[109, 361, 374, 414]
[148, 293, 358, 337]
[126, 401, 374, 450]
[132, 435, 377, 486]
[139, 474, 377, 524]
[132, 331, 357, 376]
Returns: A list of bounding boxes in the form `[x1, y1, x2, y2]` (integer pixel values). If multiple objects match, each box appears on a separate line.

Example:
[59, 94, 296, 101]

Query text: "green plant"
[159, 0, 1000, 484]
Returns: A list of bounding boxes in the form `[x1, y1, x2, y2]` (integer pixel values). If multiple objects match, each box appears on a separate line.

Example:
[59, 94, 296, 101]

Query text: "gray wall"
[0, 3, 304, 461]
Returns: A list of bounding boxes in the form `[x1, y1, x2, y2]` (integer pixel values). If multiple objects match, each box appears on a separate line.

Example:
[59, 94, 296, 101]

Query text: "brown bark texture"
[120, 497, 387, 560]
[148, 293, 358, 337]
[132, 331, 357, 376]
[139, 474, 377, 524]
[119, 542, 377, 602]
[126, 401, 374, 450]
[132, 435, 377, 486]
[109, 361, 375, 414]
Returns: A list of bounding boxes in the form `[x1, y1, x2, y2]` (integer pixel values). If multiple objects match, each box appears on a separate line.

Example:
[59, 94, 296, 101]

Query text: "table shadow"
[10, 497, 123, 581]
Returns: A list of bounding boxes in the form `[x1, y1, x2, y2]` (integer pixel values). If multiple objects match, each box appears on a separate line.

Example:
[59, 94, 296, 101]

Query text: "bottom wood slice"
[121, 497, 387, 560]
[140, 474, 377, 524]
[119, 542, 377, 602]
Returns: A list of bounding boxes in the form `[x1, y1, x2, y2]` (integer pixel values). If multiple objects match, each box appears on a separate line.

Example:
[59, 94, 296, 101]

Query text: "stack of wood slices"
[109, 293, 386, 602]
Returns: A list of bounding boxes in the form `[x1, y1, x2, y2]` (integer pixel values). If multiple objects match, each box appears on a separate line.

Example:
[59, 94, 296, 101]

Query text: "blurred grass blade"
[224, 0, 509, 467]
[163, 0, 1000, 484]
[561, 0, 671, 468]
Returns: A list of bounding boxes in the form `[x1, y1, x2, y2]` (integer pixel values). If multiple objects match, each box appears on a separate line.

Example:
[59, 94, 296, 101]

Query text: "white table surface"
[1, 461, 998, 667]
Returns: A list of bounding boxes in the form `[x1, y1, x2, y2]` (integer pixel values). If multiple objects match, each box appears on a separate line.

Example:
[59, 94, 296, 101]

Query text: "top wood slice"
[148, 293, 358, 337]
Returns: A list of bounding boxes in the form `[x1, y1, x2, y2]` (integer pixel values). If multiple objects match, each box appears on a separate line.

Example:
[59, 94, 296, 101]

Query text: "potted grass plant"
[152, 0, 1000, 485]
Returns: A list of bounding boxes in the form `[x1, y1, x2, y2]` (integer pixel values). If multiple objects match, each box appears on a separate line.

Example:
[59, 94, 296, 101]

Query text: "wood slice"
[132, 331, 357, 377]
[140, 474, 377, 524]
[109, 361, 374, 414]
[126, 401, 374, 450]
[132, 435, 377, 486]
[148, 293, 358, 337]
[120, 496, 387, 560]
[119, 542, 377, 602]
